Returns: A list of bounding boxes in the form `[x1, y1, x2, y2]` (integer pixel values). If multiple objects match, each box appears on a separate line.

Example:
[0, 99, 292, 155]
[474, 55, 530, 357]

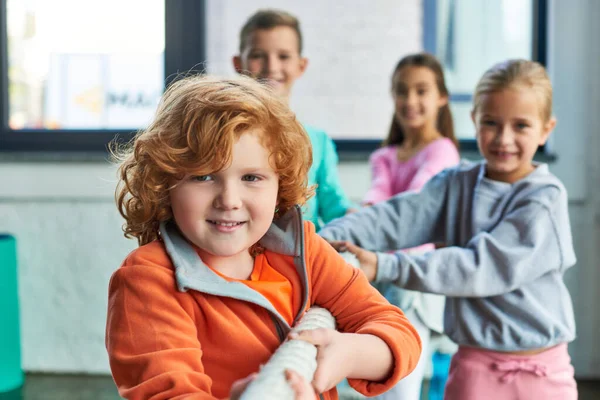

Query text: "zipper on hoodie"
[271, 206, 310, 337]
[291, 205, 310, 328]
[265, 208, 328, 400]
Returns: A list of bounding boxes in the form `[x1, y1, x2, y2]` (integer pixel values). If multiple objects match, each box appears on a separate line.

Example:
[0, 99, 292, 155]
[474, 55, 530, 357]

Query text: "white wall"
[0, 0, 599, 377]
[0, 164, 137, 373]
[206, 0, 422, 141]
[546, 0, 600, 377]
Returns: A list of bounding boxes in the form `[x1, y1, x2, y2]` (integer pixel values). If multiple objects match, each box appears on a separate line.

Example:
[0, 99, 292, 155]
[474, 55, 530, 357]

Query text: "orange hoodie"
[106, 207, 421, 399]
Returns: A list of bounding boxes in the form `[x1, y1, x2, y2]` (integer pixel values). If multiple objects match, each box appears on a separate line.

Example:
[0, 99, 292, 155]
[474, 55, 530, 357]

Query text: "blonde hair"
[473, 59, 553, 122]
[239, 9, 302, 53]
[112, 74, 313, 246]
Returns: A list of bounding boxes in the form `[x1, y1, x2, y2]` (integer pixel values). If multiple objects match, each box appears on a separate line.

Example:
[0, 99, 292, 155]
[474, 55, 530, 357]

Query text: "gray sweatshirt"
[319, 161, 576, 351]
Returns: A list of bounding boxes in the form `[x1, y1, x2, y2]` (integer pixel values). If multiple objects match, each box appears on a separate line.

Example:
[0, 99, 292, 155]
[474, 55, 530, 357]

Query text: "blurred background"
[0, 0, 599, 398]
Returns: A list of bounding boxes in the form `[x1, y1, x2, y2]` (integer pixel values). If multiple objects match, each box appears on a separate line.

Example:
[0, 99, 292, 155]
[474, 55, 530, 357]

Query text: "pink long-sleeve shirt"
[363, 138, 460, 205]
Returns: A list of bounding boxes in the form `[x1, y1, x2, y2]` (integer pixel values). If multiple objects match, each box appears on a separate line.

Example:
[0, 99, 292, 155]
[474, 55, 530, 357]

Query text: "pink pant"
[444, 344, 577, 400]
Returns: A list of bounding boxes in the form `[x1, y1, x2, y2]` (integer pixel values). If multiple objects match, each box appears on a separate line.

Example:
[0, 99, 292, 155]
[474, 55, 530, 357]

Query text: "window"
[430, 0, 542, 143]
[0, 0, 205, 152]
[0, 0, 546, 154]
[205, 0, 547, 154]
[7, 0, 164, 131]
[205, 0, 424, 151]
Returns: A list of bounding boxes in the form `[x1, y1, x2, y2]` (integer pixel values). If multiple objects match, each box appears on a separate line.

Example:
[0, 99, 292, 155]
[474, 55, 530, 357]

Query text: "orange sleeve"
[306, 222, 422, 397]
[105, 250, 217, 400]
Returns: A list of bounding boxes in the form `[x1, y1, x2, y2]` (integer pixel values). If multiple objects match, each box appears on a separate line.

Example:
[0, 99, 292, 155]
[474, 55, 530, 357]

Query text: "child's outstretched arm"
[305, 222, 422, 397]
[376, 187, 577, 297]
[319, 170, 451, 252]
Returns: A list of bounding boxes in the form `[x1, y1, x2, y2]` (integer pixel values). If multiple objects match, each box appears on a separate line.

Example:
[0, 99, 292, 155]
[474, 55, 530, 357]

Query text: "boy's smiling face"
[233, 26, 308, 100]
[169, 130, 279, 273]
[472, 87, 555, 183]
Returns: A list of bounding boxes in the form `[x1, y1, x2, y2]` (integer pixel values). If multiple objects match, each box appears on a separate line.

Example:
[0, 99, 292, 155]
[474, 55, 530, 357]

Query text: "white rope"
[240, 306, 336, 399]
[339, 251, 360, 269]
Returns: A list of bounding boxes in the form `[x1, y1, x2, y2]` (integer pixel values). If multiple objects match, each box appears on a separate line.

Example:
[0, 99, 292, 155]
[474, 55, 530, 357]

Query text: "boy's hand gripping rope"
[240, 306, 336, 399]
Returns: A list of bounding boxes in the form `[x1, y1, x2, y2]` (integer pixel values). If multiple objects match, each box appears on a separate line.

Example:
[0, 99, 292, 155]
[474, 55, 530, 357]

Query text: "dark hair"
[383, 52, 458, 149]
[239, 9, 303, 53]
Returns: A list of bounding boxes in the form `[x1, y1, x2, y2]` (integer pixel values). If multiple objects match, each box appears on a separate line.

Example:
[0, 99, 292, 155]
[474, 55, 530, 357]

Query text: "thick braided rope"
[339, 251, 360, 269]
[240, 306, 336, 399]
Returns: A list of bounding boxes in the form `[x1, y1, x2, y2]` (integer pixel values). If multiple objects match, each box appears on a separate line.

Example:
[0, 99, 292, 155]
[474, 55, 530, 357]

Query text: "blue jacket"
[303, 125, 353, 230]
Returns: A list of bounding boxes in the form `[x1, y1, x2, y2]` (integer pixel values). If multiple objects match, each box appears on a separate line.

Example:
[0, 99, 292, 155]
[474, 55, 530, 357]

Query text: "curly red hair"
[113, 75, 313, 245]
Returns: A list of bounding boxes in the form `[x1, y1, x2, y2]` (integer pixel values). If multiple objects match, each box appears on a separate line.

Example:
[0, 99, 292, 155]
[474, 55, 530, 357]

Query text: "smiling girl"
[320, 59, 578, 400]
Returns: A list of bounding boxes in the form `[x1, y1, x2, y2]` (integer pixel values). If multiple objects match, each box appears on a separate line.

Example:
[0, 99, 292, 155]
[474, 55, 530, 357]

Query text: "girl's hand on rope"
[289, 328, 353, 394]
